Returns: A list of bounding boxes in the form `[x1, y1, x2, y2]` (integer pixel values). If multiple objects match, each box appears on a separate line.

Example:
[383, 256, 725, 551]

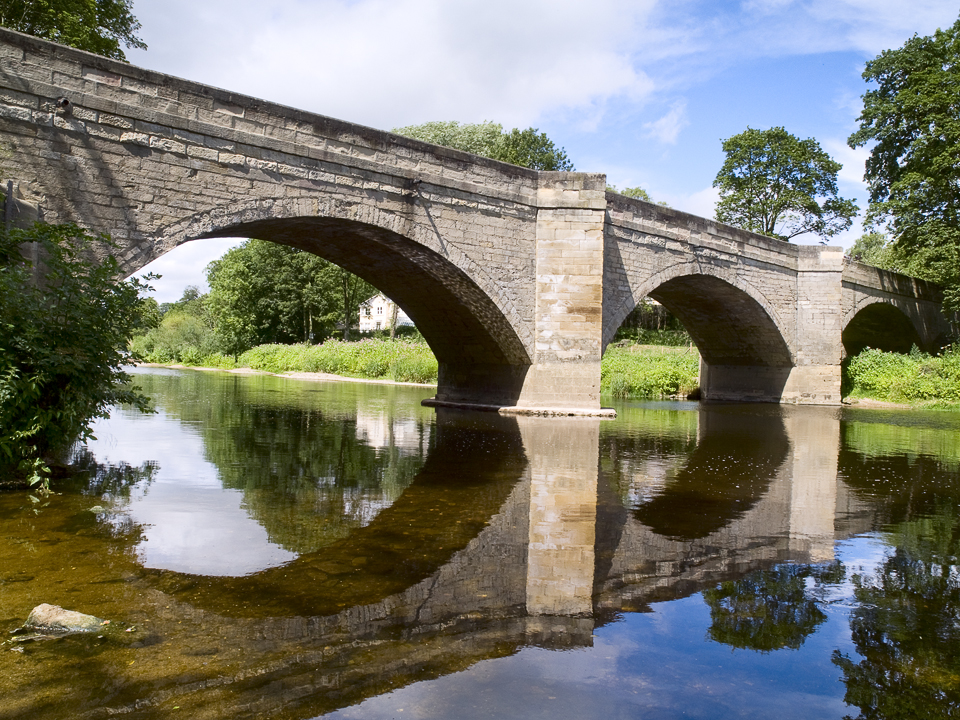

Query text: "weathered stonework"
[0, 28, 954, 410]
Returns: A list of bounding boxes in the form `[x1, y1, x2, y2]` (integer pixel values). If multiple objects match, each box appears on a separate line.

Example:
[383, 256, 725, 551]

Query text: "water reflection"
[5, 368, 960, 719]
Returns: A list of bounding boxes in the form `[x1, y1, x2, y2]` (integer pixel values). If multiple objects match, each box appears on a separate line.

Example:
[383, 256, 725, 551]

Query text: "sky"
[122, 0, 960, 302]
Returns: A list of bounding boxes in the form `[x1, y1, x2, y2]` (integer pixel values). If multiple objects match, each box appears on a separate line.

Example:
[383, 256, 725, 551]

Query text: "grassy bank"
[844, 346, 960, 406]
[137, 338, 703, 398]
[143, 338, 440, 384]
[600, 344, 700, 399]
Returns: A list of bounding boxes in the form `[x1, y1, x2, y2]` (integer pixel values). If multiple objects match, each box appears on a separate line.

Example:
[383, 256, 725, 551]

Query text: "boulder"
[23, 604, 105, 633]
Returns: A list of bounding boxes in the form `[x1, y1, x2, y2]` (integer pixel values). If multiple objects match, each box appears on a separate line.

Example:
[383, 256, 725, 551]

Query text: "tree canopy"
[393, 121, 574, 171]
[205, 240, 375, 357]
[848, 14, 960, 309]
[713, 126, 858, 242]
[0, 0, 146, 61]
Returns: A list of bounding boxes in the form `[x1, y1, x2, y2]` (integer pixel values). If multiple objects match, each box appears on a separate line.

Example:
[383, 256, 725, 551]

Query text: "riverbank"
[137, 363, 437, 388]
[134, 339, 960, 406]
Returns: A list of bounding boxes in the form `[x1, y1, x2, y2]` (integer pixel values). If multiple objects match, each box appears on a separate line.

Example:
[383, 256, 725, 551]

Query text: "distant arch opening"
[842, 302, 922, 357]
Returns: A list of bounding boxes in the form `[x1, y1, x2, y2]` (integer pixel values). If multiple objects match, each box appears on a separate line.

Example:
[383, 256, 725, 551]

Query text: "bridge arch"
[603, 263, 794, 368]
[129, 194, 535, 370]
[842, 299, 924, 357]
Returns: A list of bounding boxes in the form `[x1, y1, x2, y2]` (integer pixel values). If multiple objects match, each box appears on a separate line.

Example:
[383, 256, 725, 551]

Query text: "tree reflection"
[704, 562, 842, 652]
[833, 510, 960, 719]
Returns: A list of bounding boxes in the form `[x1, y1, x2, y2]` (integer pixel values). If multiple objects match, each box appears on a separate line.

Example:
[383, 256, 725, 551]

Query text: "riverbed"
[3, 366, 960, 719]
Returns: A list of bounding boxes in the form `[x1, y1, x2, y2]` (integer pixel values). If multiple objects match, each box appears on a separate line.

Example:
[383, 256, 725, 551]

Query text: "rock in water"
[24, 604, 105, 633]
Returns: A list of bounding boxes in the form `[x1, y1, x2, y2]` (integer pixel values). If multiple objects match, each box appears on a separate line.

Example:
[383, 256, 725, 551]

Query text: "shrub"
[0, 223, 151, 488]
[845, 346, 960, 402]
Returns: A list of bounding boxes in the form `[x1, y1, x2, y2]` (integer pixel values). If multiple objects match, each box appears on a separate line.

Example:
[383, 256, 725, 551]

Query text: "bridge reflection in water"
[21, 399, 855, 720]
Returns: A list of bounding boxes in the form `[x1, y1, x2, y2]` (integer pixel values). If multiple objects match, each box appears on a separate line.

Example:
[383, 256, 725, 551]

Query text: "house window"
[377, 306, 383, 314]
[364, 307, 371, 316]
[375, 321, 381, 330]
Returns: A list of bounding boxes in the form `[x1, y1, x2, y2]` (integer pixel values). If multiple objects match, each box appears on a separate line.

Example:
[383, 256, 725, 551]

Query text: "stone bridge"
[0, 28, 953, 413]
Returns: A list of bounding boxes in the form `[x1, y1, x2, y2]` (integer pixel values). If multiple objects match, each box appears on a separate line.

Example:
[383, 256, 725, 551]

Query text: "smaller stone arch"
[604, 262, 794, 367]
[842, 299, 924, 357]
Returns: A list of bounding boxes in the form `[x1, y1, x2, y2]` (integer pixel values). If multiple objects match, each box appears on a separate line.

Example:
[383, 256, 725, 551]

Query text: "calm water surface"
[3, 367, 960, 719]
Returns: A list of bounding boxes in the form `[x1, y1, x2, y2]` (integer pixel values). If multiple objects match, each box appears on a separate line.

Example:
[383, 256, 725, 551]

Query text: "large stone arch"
[130, 196, 534, 370]
[602, 262, 794, 367]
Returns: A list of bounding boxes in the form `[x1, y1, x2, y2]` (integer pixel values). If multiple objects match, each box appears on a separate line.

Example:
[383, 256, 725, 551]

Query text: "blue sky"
[124, 0, 960, 302]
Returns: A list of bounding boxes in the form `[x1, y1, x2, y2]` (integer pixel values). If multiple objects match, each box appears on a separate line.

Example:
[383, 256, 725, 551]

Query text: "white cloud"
[643, 100, 688, 144]
[132, 238, 245, 303]
[822, 139, 870, 189]
[127, 0, 659, 130]
[667, 185, 719, 219]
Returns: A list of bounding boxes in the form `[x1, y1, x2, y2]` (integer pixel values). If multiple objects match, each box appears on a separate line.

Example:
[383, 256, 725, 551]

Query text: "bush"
[0, 223, 151, 488]
[845, 346, 960, 402]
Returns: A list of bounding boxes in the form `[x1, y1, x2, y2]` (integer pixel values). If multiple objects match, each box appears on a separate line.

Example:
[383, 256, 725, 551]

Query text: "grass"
[601, 344, 701, 399]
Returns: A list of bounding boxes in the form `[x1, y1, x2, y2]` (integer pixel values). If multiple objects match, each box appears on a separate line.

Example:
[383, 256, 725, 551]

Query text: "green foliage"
[704, 563, 841, 652]
[237, 338, 438, 383]
[0, 223, 151, 487]
[392, 120, 504, 157]
[601, 345, 700, 399]
[607, 185, 652, 201]
[495, 127, 574, 171]
[613, 297, 690, 345]
[833, 509, 960, 719]
[848, 231, 898, 270]
[714, 126, 858, 241]
[204, 239, 376, 357]
[393, 121, 574, 170]
[845, 346, 960, 403]
[0, 0, 146, 61]
[849, 16, 960, 309]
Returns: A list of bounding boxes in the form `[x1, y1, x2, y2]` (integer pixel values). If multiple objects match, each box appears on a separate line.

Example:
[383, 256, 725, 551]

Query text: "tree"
[393, 121, 574, 171]
[848, 15, 960, 309]
[713, 127, 858, 242]
[205, 240, 376, 356]
[848, 231, 898, 270]
[0, 0, 146, 61]
[495, 127, 574, 170]
[833, 511, 960, 719]
[607, 185, 652, 201]
[0, 223, 151, 487]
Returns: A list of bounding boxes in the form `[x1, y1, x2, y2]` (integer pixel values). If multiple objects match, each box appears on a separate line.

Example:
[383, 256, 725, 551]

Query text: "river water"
[3, 366, 960, 719]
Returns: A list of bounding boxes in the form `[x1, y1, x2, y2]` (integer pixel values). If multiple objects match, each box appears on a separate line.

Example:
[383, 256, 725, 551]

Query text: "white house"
[358, 293, 414, 332]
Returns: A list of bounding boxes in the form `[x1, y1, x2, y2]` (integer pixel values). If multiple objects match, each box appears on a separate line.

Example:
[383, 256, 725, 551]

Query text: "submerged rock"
[23, 604, 106, 633]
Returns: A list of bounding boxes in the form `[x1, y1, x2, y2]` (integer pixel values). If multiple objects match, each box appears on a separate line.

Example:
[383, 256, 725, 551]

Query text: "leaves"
[0, 0, 146, 61]
[849, 15, 960, 309]
[714, 126, 858, 242]
[393, 121, 574, 171]
[0, 223, 152, 487]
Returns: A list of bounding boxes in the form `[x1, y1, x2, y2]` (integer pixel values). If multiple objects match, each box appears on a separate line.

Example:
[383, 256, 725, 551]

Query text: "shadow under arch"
[842, 300, 924, 356]
[144, 410, 529, 618]
[631, 407, 790, 540]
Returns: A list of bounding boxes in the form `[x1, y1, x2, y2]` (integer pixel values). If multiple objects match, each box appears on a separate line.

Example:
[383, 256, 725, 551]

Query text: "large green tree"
[0, 0, 146, 61]
[205, 240, 375, 357]
[714, 126, 858, 242]
[848, 15, 960, 309]
[393, 121, 574, 171]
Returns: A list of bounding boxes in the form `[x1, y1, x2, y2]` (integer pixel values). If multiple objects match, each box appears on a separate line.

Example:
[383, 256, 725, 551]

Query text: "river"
[3, 366, 960, 719]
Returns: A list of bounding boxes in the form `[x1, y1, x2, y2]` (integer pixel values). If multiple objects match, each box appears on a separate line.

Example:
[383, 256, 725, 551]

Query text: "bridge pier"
[426, 174, 614, 416]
